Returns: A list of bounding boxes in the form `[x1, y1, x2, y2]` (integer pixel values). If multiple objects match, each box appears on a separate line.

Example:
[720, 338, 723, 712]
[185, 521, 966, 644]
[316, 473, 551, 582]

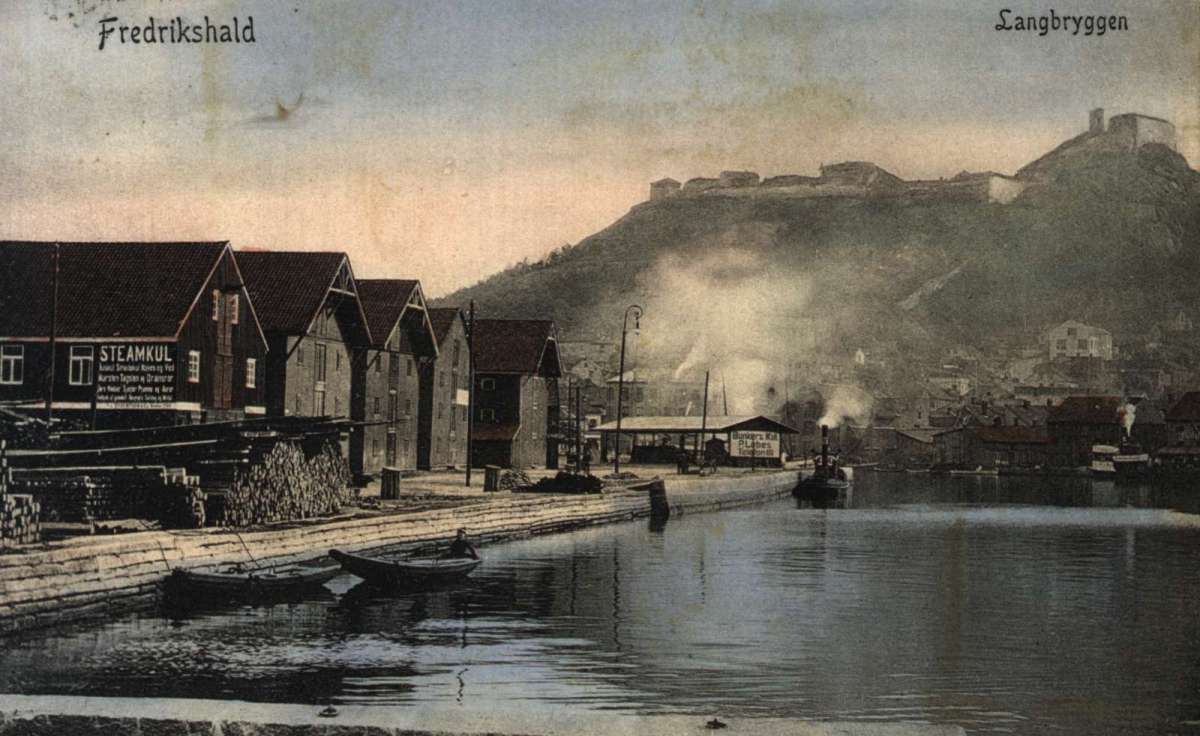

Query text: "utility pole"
[45, 243, 60, 427]
[699, 370, 709, 463]
[613, 304, 643, 477]
[465, 300, 475, 487]
[575, 378, 583, 473]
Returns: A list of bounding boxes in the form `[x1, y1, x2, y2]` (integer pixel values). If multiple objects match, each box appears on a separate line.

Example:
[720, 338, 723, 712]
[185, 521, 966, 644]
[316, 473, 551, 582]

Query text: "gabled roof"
[427, 307, 466, 346]
[356, 279, 418, 343]
[356, 279, 437, 357]
[473, 319, 561, 377]
[236, 250, 371, 345]
[1048, 396, 1120, 424]
[1167, 392, 1200, 423]
[0, 241, 254, 341]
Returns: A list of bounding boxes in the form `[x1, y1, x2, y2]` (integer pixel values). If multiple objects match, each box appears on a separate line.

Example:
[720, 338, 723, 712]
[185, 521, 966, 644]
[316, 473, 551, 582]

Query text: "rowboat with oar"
[169, 557, 341, 599]
[329, 548, 482, 588]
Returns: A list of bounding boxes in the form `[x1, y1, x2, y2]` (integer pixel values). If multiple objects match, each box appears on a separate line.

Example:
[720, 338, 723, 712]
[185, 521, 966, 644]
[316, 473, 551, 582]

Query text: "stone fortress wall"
[649, 109, 1175, 206]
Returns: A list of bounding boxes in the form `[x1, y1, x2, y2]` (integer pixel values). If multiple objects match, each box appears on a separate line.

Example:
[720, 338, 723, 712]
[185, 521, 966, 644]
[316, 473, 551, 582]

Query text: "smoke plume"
[635, 247, 811, 415]
[818, 383, 874, 428]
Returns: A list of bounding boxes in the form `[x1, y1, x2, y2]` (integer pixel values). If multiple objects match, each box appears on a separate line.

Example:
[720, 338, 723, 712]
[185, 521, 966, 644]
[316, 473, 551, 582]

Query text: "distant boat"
[948, 466, 999, 476]
[169, 558, 340, 599]
[795, 425, 851, 502]
[329, 549, 482, 588]
[1091, 442, 1150, 478]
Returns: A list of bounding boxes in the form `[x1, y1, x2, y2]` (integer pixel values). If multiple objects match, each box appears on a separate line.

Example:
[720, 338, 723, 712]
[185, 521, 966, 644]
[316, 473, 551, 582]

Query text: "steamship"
[1090, 442, 1150, 478]
[794, 424, 851, 502]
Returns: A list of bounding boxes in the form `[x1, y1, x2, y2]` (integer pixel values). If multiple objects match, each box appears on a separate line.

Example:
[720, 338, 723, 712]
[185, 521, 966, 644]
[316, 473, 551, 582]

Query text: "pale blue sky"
[1, 0, 1196, 294]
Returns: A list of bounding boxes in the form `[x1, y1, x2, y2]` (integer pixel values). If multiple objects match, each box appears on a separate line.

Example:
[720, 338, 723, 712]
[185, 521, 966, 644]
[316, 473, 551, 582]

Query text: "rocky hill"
[434, 121, 1200, 403]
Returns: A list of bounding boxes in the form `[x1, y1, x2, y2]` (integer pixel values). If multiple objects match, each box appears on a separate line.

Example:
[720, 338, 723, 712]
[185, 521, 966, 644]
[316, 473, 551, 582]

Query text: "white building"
[1043, 321, 1113, 361]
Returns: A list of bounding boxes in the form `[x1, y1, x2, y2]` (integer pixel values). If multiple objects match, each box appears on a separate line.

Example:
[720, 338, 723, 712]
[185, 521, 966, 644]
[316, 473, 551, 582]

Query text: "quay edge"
[0, 693, 967, 736]
[0, 469, 799, 636]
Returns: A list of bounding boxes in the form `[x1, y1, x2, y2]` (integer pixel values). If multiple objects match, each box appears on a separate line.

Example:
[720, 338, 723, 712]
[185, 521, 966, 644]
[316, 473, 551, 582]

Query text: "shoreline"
[0, 468, 799, 636]
[0, 692, 966, 736]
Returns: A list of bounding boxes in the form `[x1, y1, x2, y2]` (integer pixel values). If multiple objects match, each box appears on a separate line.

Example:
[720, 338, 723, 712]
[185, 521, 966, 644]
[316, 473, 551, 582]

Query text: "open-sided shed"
[595, 414, 799, 467]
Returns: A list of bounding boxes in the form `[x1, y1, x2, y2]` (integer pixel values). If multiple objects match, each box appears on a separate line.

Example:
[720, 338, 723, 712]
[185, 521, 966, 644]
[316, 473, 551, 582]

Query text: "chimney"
[1089, 108, 1105, 134]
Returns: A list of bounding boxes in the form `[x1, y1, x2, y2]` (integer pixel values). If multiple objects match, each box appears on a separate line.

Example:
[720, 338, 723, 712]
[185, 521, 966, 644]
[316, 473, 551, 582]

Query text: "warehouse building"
[236, 251, 371, 425]
[471, 319, 562, 469]
[420, 307, 471, 469]
[0, 241, 268, 428]
[353, 279, 437, 478]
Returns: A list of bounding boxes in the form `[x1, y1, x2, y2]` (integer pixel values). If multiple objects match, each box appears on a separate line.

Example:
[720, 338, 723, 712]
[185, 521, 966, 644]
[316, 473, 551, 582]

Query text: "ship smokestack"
[821, 424, 830, 470]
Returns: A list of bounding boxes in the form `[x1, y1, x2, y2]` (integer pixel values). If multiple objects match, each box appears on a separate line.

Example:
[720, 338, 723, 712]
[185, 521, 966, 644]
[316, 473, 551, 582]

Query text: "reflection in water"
[4, 474, 1200, 734]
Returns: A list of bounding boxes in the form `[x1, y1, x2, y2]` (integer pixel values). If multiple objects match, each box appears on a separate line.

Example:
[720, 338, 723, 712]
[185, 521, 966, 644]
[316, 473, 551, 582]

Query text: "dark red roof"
[428, 307, 464, 346]
[472, 319, 561, 376]
[1048, 396, 1121, 424]
[473, 423, 520, 441]
[0, 241, 228, 338]
[1167, 392, 1200, 422]
[970, 426, 1051, 444]
[236, 251, 368, 342]
[356, 279, 419, 346]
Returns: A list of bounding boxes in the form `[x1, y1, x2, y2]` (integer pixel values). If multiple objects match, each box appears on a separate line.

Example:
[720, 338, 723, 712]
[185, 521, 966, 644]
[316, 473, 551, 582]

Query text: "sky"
[1, 0, 1197, 296]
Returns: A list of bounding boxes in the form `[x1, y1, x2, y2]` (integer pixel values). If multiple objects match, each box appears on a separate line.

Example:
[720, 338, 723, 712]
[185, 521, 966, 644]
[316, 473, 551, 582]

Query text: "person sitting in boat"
[448, 528, 479, 560]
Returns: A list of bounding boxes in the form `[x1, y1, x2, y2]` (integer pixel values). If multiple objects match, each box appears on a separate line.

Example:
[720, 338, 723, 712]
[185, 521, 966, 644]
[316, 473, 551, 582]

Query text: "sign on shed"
[96, 343, 176, 408]
[730, 430, 780, 458]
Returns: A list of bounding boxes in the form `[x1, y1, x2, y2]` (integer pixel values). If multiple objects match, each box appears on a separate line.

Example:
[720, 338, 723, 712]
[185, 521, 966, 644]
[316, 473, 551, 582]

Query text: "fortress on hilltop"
[648, 109, 1177, 206]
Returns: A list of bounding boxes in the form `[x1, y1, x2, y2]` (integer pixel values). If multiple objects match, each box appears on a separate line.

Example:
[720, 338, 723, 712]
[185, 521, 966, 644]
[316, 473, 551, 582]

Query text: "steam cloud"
[818, 384, 874, 428]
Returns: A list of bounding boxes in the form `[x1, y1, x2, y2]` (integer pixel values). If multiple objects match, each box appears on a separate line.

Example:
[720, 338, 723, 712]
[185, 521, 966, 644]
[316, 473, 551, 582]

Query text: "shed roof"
[0, 241, 244, 340]
[1048, 396, 1120, 424]
[236, 250, 371, 345]
[595, 415, 799, 435]
[1167, 392, 1200, 422]
[473, 319, 561, 377]
[970, 426, 1051, 445]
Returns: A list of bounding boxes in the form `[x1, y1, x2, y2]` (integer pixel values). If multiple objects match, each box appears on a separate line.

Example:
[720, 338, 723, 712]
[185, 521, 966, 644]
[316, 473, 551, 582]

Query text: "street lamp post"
[613, 304, 642, 477]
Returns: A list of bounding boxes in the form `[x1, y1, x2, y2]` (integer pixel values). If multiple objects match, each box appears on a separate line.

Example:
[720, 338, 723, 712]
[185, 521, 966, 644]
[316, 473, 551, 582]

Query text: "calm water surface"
[5, 473, 1200, 734]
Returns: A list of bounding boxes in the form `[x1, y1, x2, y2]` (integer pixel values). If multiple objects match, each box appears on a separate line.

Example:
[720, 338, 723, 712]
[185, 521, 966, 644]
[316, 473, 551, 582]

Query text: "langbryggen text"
[995, 9, 1128, 36]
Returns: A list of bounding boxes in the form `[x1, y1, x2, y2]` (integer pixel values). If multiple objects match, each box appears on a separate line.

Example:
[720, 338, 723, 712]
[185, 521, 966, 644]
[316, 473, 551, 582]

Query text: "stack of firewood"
[221, 442, 350, 527]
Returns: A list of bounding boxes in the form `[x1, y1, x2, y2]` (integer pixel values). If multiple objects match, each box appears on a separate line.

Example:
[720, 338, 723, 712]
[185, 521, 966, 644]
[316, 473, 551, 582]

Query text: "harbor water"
[4, 472, 1200, 734]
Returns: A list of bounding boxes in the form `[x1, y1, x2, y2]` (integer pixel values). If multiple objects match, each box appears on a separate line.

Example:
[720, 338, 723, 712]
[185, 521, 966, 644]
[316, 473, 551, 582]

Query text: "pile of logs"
[498, 469, 533, 490]
[219, 441, 350, 526]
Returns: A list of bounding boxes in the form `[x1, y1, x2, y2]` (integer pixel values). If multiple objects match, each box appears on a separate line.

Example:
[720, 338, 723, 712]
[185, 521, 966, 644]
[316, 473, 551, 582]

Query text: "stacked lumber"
[1, 494, 41, 546]
[220, 441, 350, 526]
[9, 466, 206, 529]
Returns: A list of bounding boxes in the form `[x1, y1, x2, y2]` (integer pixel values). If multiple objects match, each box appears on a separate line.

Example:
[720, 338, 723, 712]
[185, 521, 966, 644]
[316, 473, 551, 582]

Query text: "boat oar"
[234, 530, 265, 571]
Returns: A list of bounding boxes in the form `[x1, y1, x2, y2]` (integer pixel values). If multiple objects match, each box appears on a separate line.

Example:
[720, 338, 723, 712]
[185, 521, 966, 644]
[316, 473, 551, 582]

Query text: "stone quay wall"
[0, 470, 799, 635]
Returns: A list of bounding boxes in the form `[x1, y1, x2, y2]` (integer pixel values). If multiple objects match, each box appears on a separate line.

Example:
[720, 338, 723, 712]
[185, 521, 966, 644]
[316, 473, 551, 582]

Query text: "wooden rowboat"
[169, 559, 341, 599]
[329, 548, 482, 588]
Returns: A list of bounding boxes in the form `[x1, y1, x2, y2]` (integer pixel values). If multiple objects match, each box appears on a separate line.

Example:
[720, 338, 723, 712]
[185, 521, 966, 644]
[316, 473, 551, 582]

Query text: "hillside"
[434, 134, 1200, 404]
